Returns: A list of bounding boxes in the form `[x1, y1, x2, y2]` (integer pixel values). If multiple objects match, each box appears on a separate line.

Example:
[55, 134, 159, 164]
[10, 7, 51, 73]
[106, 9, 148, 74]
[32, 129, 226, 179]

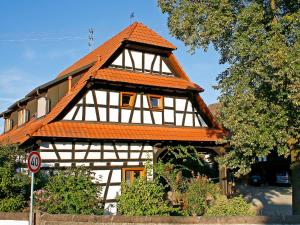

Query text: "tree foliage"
[158, 0, 300, 175]
[0, 145, 30, 212]
[117, 178, 179, 216]
[205, 195, 255, 216]
[35, 167, 103, 215]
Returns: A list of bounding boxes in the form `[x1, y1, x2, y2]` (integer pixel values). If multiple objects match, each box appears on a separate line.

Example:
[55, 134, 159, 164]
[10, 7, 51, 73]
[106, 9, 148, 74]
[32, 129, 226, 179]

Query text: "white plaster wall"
[164, 109, 174, 123]
[85, 91, 94, 104]
[98, 107, 107, 121]
[152, 56, 160, 72]
[132, 110, 141, 123]
[144, 53, 154, 71]
[162, 60, 171, 73]
[95, 90, 107, 105]
[56, 142, 72, 150]
[185, 114, 193, 127]
[62, 89, 209, 128]
[124, 49, 132, 68]
[109, 108, 119, 122]
[75, 142, 89, 150]
[63, 107, 76, 120]
[111, 53, 122, 66]
[109, 92, 119, 106]
[85, 107, 97, 121]
[176, 113, 184, 126]
[121, 109, 131, 123]
[176, 98, 186, 111]
[143, 111, 152, 124]
[164, 97, 173, 107]
[40, 151, 57, 160]
[131, 50, 142, 69]
[74, 107, 83, 120]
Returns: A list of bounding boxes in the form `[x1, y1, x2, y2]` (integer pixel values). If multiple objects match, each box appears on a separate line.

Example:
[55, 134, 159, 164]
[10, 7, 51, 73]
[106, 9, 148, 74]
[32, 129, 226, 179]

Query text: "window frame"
[120, 92, 136, 109]
[122, 167, 145, 185]
[17, 108, 29, 126]
[148, 94, 164, 110]
[4, 118, 13, 132]
[37, 96, 50, 118]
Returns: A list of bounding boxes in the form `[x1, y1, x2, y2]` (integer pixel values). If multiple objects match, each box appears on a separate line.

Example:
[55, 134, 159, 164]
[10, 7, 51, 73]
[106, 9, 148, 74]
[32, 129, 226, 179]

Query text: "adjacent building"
[0, 22, 226, 214]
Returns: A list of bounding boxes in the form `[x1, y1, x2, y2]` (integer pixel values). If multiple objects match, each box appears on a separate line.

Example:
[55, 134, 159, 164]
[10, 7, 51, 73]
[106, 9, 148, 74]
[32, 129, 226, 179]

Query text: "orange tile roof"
[33, 122, 225, 142]
[57, 22, 176, 78]
[0, 61, 102, 145]
[0, 119, 43, 145]
[94, 68, 203, 91]
[0, 22, 224, 145]
[124, 22, 176, 50]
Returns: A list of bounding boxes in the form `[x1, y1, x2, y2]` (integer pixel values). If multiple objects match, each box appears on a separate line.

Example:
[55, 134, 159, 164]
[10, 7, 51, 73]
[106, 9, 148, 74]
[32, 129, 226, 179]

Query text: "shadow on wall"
[237, 185, 292, 216]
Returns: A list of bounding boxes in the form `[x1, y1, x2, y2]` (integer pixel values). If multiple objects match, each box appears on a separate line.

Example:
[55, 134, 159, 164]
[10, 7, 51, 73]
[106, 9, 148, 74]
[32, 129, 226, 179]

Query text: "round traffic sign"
[27, 151, 42, 173]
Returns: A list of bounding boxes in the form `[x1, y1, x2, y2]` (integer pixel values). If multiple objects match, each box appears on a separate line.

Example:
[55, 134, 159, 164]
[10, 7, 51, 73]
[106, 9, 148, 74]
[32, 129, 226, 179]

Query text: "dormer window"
[37, 97, 50, 118]
[148, 95, 163, 110]
[4, 118, 13, 132]
[110, 49, 174, 76]
[18, 109, 29, 126]
[120, 92, 136, 108]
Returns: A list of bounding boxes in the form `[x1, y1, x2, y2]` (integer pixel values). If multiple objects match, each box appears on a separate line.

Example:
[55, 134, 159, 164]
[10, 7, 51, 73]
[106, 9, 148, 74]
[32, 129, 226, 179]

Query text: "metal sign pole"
[29, 172, 34, 225]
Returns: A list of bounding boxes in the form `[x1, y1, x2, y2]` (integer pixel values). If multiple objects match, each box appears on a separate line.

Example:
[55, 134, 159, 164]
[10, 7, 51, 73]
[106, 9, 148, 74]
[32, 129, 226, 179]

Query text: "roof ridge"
[124, 22, 139, 41]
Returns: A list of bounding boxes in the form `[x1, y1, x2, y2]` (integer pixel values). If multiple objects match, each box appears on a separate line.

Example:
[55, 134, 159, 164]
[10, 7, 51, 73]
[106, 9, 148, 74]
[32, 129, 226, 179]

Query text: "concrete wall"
[39, 214, 300, 225]
[0, 212, 28, 225]
[1, 212, 300, 225]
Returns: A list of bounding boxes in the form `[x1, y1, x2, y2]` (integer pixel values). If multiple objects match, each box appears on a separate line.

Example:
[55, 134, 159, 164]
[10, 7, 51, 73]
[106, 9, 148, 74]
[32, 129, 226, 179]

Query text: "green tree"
[0, 145, 30, 211]
[158, 0, 300, 214]
[35, 167, 103, 215]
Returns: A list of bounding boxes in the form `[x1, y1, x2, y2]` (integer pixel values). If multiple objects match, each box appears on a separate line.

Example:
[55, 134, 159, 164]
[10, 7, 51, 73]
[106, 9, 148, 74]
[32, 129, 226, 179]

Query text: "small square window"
[120, 92, 136, 108]
[148, 95, 163, 110]
[122, 167, 145, 185]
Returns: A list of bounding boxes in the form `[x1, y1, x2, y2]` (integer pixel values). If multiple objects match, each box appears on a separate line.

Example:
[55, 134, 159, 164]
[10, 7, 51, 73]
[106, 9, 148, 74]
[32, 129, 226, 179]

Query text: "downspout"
[68, 76, 72, 94]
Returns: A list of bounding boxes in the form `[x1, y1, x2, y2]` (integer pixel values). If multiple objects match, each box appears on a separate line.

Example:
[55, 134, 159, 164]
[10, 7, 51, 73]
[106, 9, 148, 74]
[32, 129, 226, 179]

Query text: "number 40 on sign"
[27, 151, 41, 173]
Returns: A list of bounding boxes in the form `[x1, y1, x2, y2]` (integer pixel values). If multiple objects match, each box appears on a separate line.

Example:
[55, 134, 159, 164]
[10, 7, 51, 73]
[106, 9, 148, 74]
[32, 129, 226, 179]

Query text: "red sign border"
[27, 151, 41, 173]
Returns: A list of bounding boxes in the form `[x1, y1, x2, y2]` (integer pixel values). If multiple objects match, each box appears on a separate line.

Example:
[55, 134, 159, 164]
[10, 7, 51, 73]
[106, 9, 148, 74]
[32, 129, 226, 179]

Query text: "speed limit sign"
[27, 151, 41, 173]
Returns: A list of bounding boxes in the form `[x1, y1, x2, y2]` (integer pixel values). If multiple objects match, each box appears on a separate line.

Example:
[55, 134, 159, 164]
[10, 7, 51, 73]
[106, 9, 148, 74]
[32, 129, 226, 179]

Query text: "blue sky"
[0, 0, 226, 129]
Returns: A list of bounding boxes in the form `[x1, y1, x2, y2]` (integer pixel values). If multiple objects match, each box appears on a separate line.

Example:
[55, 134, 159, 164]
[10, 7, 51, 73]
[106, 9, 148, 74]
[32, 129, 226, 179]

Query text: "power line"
[0, 36, 86, 42]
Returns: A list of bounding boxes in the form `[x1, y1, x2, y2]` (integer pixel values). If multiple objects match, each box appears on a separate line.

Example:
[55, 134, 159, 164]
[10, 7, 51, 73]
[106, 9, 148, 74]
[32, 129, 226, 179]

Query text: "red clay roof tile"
[95, 68, 202, 91]
[33, 122, 225, 142]
[57, 22, 175, 78]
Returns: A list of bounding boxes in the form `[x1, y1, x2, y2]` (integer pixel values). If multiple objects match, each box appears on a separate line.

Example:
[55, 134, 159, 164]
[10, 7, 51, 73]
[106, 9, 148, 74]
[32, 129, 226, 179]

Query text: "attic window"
[148, 95, 163, 110]
[110, 49, 175, 76]
[4, 118, 13, 132]
[18, 109, 29, 126]
[37, 97, 50, 118]
[120, 92, 136, 108]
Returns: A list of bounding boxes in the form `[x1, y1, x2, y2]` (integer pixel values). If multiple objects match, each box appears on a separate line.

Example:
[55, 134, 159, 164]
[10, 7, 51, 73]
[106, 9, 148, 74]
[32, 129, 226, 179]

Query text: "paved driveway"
[237, 185, 292, 216]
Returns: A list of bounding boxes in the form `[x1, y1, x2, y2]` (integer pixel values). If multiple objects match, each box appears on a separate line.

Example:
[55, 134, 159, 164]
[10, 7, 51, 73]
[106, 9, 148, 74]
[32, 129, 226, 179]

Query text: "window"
[122, 168, 145, 185]
[4, 119, 13, 132]
[37, 97, 50, 118]
[17, 109, 29, 126]
[110, 49, 175, 76]
[120, 92, 136, 108]
[148, 95, 163, 110]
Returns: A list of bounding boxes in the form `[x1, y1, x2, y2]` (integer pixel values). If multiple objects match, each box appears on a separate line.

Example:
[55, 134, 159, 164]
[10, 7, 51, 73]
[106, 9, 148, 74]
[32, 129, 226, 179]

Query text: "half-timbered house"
[0, 22, 226, 214]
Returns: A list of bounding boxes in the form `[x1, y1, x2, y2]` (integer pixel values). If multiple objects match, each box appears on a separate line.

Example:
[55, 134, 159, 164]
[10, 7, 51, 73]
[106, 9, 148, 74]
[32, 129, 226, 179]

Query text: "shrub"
[117, 178, 179, 216]
[205, 195, 255, 216]
[183, 176, 220, 216]
[0, 145, 30, 212]
[35, 167, 103, 215]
